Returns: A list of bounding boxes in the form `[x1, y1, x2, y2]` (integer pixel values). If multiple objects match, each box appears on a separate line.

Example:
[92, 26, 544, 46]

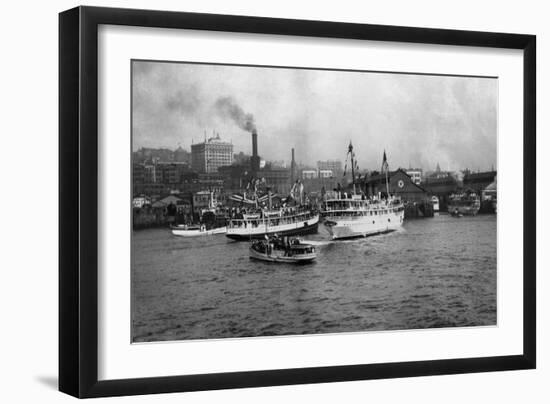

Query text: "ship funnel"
[251, 129, 260, 174]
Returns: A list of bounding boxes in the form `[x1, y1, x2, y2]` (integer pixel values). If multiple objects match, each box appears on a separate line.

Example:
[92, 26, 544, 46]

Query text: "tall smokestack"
[251, 129, 260, 175]
[252, 130, 258, 158]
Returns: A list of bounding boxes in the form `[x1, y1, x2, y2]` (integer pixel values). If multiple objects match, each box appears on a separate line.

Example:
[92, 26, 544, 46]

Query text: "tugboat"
[249, 235, 317, 263]
[321, 143, 405, 240]
[171, 191, 228, 236]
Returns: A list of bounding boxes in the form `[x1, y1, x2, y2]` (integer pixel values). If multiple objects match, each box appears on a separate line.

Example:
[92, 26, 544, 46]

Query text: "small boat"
[171, 224, 227, 237]
[447, 191, 480, 216]
[249, 236, 317, 263]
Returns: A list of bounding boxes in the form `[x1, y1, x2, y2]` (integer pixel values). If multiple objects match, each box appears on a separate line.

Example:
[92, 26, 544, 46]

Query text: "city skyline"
[132, 60, 497, 172]
[133, 143, 493, 174]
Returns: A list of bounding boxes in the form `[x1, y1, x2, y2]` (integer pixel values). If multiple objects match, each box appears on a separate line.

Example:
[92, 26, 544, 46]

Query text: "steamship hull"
[324, 210, 404, 240]
[226, 214, 319, 241]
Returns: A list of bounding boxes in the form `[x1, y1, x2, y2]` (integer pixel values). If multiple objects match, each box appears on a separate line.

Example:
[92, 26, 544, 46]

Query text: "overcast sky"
[132, 60, 497, 172]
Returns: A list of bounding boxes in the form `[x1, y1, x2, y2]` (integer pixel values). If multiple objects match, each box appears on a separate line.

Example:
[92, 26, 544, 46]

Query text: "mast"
[349, 141, 356, 195]
[385, 169, 390, 199]
[381, 150, 390, 199]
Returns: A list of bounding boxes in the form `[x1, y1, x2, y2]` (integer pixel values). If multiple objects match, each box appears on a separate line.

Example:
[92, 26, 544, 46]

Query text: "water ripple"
[132, 215, 496, 342]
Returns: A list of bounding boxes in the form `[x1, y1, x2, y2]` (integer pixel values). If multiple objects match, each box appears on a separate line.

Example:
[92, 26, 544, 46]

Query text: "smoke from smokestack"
[214, 96, 256, 133]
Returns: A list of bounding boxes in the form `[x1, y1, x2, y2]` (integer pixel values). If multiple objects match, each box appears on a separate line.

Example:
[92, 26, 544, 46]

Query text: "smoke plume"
[214, 96, 256, 132]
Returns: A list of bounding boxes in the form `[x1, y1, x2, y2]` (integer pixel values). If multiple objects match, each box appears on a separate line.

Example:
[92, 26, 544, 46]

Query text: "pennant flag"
[381, 150, 389, 173]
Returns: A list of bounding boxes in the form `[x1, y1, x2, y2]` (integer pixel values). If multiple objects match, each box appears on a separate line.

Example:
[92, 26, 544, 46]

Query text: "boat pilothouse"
[321, 142, 405, 240]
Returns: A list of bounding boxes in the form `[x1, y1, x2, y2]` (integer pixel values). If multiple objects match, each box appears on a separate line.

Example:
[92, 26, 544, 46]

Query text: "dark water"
[132, 214, 496, 342]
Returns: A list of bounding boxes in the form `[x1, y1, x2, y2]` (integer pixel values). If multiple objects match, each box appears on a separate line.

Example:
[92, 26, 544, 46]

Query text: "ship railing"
[322, 204, 404, 217]
[323, 200, 401, 211]
[228, 211, 317, 229]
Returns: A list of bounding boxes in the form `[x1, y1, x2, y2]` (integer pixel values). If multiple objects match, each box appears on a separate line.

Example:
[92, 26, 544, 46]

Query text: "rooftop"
[192, 133, 232, 145]
[464, 171, 497, 181]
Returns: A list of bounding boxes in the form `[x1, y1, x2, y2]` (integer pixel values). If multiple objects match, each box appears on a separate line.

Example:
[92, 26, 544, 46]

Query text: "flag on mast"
[381, 150, 389, 173]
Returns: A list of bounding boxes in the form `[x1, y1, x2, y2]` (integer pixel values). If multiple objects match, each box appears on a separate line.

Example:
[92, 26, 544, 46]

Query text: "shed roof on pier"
[359, 169, 428, 202]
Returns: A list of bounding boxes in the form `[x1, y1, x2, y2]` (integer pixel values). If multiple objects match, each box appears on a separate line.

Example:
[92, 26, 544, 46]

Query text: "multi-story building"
[301, 169, 318, 179]
[318, 169, 333, 179]
[405, 168, 423, 185]
[133, 163, 145, 185]
[143, 164, 158, 183]
[219, 165, 291, 194]
[191, 134, 233, 174]
[218, 164, 249, 193]
[132, 160, 200, 197]
[197, 173, 225, 194]
[261, 167, 291, 194]
[133, 147, 175, 164]
[156, 162, 190, 184]
[317, 160, 343, 174]
[269, 160, 287, 169]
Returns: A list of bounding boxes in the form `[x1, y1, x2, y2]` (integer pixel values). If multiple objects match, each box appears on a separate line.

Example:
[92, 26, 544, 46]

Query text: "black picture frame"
[59, 5, 536, 398]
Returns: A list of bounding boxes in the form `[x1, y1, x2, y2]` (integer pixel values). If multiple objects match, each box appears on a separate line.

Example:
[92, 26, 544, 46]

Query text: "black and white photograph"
[131, 60, 498, 343]
[1, 0, 545, 401]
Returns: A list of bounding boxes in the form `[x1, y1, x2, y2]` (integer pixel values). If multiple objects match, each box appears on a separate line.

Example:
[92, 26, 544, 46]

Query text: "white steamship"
[226, 129, 319, 240]
[321, 143, 405, 240]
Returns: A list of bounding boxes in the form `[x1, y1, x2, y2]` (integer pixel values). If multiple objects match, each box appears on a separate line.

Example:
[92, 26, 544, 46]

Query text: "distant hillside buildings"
[133, 146, 190, 164]
[133, 132, 294, 198]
